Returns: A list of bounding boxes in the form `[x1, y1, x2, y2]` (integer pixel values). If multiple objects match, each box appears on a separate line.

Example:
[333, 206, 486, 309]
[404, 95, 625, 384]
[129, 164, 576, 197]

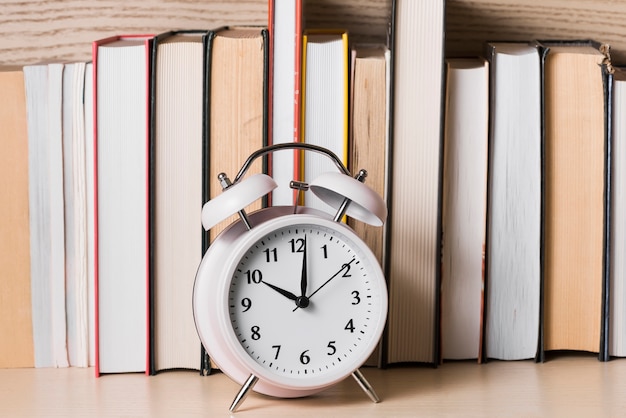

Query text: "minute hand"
[298, 258, 356, 308]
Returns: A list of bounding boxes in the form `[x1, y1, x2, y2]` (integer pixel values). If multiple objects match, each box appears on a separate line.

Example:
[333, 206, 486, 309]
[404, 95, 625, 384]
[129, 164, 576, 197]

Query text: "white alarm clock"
[192, 143, 388, 412]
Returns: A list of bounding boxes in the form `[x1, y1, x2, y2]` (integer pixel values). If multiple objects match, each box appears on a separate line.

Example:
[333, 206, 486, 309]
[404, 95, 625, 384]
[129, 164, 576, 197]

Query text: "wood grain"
[0, 356, 625, 416]
[4, 0, 626, 64]
[447, 0, 626, 64]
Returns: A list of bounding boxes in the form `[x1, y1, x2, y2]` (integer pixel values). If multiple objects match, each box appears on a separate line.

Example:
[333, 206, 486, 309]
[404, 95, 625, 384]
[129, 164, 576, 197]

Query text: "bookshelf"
[3, 0, 626, 415]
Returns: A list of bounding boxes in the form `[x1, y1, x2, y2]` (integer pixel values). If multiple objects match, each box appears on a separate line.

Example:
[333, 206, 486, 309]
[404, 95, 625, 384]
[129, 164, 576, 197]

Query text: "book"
[348, 43, 391, 366]
[383, 0, 445, 365]
[62, 61, 90, 368]
[268, 0, 303, 205]
[300, 29, 349, 212]
[540, 40, 611, 361]
[93, 35, 153, 375]
[440, 57, 489, 361]
[611, 67, 626, 358]
[0, 66, 34, 368]
[23, 61, 69, 368]
[84, 62, 97, 367]
[349, 43, 390, 265]
[149, 30, 208, 374]
[207, 27, 269, 241]
[482, 43, 542, 361]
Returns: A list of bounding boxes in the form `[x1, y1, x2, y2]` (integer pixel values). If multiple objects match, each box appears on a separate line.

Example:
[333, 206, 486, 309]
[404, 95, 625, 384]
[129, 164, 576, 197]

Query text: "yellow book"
[300, 29, 349, 209]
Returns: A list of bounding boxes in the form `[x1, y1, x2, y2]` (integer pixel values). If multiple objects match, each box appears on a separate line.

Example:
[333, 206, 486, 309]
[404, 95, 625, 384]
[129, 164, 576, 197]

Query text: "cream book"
[441, 57, 489, 361]
[349, 43, 390, 366]
[149, 31, 208, 374]
[384, 0, 445, 365]
[208, 27, 268, 241]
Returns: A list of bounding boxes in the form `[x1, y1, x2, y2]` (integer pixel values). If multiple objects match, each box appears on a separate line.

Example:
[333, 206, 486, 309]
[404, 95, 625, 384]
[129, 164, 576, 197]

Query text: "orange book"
[0, 67, 34, 368]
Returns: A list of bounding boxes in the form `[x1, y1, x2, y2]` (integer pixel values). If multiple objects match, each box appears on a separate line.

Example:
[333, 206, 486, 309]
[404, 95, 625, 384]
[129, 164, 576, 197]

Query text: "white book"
[385, 0, 445, 365]
[441, 58, 489, 361]
[610, 68, 626, 357]
[484, 42, 541, 360]
[301, 30, 349, 213]
[62, 61, 89, 368]
[24, 62, 69, 368]
[94, 36, 151, 375]
[84, 62, 97, 367]
[270, 0, 302, 205]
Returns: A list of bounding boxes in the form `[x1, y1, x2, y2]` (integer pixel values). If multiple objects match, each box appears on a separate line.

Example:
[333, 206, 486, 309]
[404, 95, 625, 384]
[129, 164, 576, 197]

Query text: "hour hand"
[262, 280, 297, 301]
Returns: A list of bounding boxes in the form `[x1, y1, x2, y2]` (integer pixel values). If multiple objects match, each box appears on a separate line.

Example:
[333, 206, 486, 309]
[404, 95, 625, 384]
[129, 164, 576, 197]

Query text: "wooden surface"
[5, 1, 626, 64]
[1, 355, 625, 416]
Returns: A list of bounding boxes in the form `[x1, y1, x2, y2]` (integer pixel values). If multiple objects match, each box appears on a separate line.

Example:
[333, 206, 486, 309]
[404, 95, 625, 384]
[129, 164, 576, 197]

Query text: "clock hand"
[262, 280, 297, 301]
[299, 234, 308, 298]
[292, 258, 356, 312]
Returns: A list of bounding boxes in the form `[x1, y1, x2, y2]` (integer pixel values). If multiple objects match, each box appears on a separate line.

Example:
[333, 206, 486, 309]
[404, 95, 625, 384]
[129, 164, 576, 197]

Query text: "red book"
[92, 34, 153, 376]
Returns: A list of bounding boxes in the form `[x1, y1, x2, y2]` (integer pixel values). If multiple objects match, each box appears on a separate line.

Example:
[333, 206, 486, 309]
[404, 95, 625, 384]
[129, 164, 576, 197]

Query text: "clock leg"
[351, 369, 380, 403]
[229, 374, 259, 412]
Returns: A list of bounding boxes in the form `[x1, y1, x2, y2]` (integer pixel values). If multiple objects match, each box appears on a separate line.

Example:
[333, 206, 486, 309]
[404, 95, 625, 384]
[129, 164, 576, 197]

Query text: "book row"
[441, 40, 626, 364]
[7, 0, 623, 376]
[0, 1, 403, 373]
[0, 0, 450, 372]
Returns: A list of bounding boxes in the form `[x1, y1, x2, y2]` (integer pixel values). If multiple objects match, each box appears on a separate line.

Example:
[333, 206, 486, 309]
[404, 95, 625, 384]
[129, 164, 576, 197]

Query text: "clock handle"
[352, 369, 381, 403]
[233, 142, 350, 183]
[229, 374, 259, 413]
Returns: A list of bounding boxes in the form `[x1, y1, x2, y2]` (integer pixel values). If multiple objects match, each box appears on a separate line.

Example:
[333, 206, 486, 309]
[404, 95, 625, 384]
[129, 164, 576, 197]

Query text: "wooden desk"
[1, 355, 624, 417]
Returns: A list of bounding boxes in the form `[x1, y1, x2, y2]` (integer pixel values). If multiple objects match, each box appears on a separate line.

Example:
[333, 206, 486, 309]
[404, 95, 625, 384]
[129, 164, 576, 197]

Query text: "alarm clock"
[192, 143, 388, 412]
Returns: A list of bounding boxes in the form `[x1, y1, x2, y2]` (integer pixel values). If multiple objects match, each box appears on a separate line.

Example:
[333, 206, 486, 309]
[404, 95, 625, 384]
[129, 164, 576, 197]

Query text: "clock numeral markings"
[300, 350, 311, 365]
[351, 291, 361, 305]
[327, 341, 337, 355]
[344, 319, 355, 333]
[241, 297, 252, 312]
[342, 263, 352, 278]
[250, 325, 261, 340]
[272, 345, 281, 360]
[289, 238, 305, 253]
[263, 247, 278, 263]
[321, 244, 328, 259]
[245, 269, 262, 284]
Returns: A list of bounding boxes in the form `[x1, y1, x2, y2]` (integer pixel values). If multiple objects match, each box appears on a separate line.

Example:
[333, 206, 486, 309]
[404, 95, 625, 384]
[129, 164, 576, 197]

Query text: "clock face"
[223, 218, 387, 389]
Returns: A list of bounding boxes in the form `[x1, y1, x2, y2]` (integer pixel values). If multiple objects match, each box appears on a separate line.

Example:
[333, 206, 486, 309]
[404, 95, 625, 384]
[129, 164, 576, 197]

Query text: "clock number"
[342, 263, 352, 278]
[241, 297, 252, 312]
[245, 269, 262, 284]
[344, 319, 355, 333]
[327, 341, 337, 355]
[272, 345, 281, 360]
[299, 350, 311, 365]
[351, 291, 361, 305]
[321, 244, 328, 259]
[251, 326, 261, 340]
[264, 248, 277, 263]
[289, 238, 305, 253]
